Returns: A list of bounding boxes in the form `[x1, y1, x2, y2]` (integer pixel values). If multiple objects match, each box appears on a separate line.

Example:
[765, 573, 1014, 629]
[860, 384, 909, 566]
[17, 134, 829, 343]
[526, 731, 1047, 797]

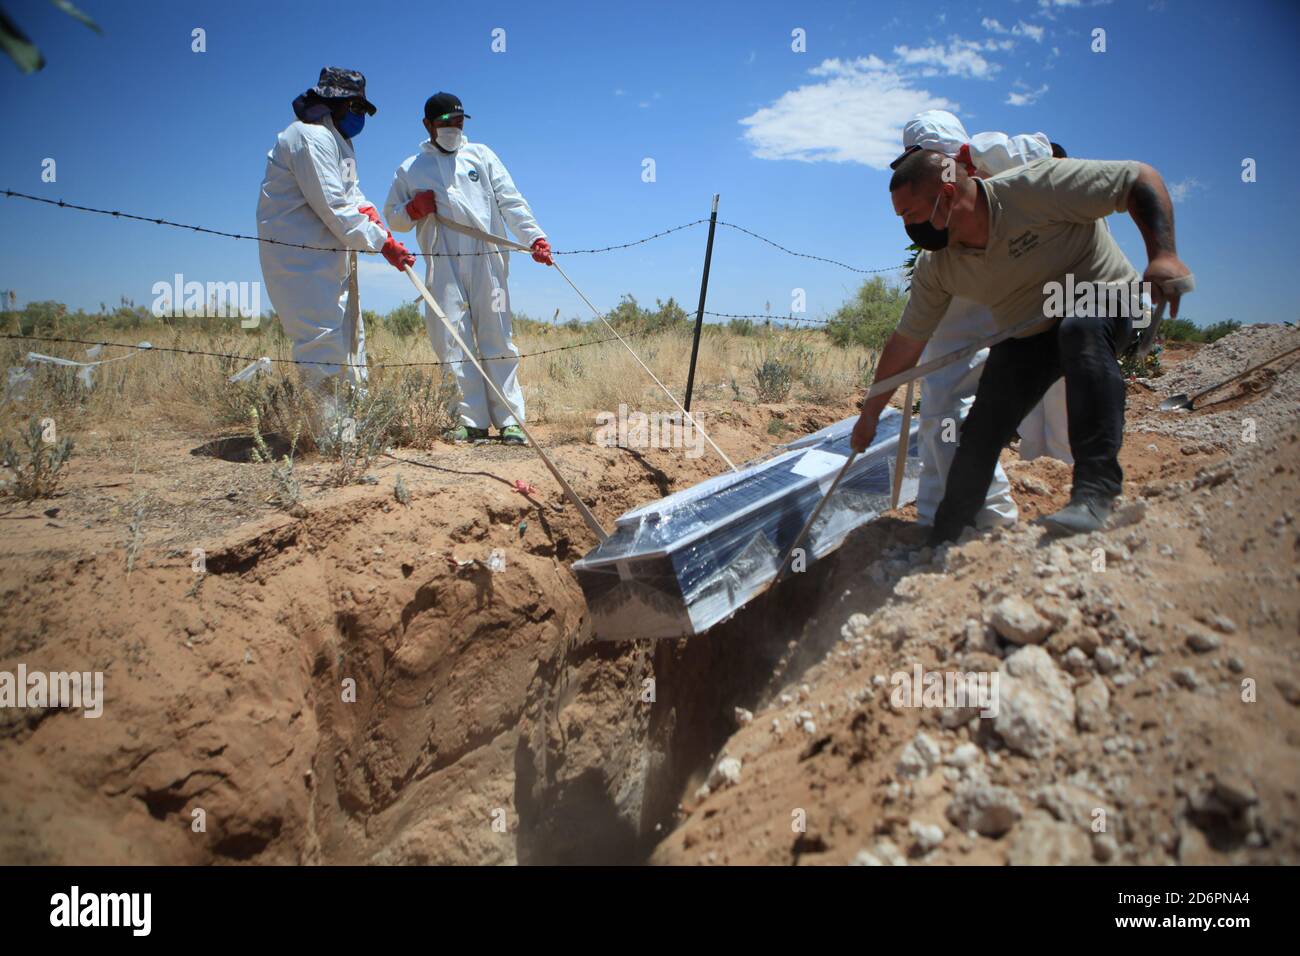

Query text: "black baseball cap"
[424, 92, 470, 122]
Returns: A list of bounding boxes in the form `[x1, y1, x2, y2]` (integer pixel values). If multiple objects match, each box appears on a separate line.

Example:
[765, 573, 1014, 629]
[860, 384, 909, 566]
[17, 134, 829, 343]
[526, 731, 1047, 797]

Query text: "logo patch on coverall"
[467, 167, 480, 182]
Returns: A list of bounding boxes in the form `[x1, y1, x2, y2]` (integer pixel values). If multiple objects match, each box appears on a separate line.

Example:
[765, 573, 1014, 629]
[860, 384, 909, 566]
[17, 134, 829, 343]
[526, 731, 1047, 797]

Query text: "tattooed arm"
[1127, 164, 1192, 316]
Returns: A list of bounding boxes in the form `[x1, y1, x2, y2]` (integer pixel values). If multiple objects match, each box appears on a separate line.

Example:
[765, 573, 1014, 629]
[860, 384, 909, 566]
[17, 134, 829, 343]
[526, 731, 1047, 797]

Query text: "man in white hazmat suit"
[256, 67, 415, 415]
[383, 92, 552, 446]
[893, 110, 1073, 530]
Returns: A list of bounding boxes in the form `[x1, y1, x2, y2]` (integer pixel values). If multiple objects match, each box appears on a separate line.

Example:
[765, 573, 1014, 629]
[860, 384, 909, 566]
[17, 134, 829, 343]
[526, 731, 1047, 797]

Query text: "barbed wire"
[716, 221, 906, 275]
[0, 329, 659, 370]
[0, 189, 707, 259]
[699, 309, 834, 326]
[3, 189, 909, 274]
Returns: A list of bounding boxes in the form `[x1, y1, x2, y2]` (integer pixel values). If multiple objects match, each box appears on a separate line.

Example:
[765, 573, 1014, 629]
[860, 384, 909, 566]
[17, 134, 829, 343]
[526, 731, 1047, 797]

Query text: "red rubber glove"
[531, 237, 553, 265]
[381, 235, 416, 271]
[358, 204, 383, 226]
[405, 190, 438, 223]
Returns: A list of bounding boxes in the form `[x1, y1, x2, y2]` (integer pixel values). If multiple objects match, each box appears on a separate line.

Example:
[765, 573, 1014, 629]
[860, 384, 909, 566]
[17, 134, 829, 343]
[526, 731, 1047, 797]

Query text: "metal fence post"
[684, 193, 719, 413]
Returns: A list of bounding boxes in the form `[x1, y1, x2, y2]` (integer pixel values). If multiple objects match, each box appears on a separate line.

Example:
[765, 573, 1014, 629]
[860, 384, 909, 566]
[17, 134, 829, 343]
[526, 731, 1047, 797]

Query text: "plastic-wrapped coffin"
[573, 409, 920, 640]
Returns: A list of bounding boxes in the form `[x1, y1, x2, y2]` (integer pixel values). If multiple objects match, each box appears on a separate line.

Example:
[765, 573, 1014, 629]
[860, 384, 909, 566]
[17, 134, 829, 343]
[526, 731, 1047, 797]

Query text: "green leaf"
[0, 10, 45, 73]
[49, 0, 102, 34]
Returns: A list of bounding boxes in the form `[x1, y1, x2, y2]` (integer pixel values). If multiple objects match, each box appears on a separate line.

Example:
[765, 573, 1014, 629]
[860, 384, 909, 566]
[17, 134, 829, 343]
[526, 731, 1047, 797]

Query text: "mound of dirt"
[2, 351, 1296, 866]
[653, 379, 1300, 865]
[1139, 324, 1300, 450]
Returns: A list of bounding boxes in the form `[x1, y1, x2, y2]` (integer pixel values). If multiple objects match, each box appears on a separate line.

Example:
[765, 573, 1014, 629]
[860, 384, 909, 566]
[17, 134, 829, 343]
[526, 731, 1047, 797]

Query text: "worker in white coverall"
[256, 67, 416, 424]
[893, 110, 1073, 530]
[383, 92, 552, 446]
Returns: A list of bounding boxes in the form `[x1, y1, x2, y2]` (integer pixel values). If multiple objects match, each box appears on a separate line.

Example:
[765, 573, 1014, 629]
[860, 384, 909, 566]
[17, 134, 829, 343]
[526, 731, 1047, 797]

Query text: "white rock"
[1075, 677, 1110, 733]
[707, 756, 742, 791]
[946, 742, 980, 769]
[987, 595, 1053, 645]
[909, 820, 945, 853]
[994, 645, 1076, 758]
[873, 839, 908, 866]
[1007, 811, 1093, 865]
[946, 778, 1024, 836]
[896, 732, 942, 780]
[1094, 645, 1125, 675]
[840, 612, 872, 642]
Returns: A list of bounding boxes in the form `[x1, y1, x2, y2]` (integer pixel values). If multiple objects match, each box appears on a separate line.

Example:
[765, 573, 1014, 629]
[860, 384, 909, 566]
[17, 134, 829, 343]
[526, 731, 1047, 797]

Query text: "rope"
[552, 260, 738, 472]
[427, 213, 739, 472]
[403, 264, 609, 542]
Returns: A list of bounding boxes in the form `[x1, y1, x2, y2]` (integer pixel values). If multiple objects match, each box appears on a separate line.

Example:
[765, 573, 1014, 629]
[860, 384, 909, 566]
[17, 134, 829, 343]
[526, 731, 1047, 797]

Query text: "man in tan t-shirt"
[851, 149, 1191, 541]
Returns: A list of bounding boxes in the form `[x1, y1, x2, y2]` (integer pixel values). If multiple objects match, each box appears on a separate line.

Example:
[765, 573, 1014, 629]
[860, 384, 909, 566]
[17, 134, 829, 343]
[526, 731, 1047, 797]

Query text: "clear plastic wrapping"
[573, 409, 920, 639]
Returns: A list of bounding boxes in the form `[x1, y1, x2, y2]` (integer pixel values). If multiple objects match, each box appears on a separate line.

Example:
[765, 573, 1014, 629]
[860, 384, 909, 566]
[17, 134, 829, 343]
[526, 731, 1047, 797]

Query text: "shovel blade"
[1159, 394, 1193, 411]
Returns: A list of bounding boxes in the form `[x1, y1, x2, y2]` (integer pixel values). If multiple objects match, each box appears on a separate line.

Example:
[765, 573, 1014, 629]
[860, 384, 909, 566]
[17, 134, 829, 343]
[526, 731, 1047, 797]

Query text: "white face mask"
[435, 127, 464, 151]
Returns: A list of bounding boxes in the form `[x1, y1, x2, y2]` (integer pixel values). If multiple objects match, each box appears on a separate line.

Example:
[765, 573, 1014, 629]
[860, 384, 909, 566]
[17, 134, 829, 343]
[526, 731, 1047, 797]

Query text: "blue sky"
[1, 0, 1297, 328]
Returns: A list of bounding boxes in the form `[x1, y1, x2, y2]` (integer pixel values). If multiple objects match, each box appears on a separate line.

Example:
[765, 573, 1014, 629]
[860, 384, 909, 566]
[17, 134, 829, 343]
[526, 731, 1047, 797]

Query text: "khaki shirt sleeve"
[1011, 157, 1141, 224]
[896, 252, 951, 342]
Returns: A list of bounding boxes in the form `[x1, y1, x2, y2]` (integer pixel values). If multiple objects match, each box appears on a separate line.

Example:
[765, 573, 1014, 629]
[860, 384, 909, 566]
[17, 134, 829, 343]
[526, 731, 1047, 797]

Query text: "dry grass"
[0, 319, 878, 454]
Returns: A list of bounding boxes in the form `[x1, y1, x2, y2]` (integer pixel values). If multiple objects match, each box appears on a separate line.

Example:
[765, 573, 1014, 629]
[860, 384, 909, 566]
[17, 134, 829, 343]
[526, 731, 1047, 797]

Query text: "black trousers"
[929, 310, 1133, 544]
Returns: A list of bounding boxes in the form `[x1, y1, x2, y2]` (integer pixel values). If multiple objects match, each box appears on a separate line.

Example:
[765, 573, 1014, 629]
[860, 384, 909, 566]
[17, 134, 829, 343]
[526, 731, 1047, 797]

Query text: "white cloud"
[893, 39, 1000, 79]
[1006, 83, 1050, 106]
[1168, 177, 1204, 203]
[986, 16, 1046, 42]
[357, 257, 419, 299]
[1014, 21, 1046, 42]
[739, 57, 958, 167]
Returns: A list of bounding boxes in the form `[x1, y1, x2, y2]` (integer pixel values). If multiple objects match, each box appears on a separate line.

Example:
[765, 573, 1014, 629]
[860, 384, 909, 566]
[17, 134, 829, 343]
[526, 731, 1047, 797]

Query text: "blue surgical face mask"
[337, 110, 365, 139]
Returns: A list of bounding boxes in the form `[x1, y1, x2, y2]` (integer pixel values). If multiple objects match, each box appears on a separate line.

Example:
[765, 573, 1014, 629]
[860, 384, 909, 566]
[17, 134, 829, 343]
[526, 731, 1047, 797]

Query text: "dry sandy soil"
[1, 327, 1297, 865]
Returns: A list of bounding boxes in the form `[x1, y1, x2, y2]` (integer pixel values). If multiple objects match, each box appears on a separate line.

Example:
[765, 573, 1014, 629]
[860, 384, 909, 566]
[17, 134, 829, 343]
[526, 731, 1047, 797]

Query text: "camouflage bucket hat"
[310, 66, 377, 115]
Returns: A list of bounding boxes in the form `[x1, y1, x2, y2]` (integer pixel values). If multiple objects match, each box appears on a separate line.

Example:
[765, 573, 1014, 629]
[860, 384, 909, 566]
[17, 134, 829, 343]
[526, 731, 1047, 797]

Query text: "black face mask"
[905, 220, 948, 251]
[904, 192, 950, 251]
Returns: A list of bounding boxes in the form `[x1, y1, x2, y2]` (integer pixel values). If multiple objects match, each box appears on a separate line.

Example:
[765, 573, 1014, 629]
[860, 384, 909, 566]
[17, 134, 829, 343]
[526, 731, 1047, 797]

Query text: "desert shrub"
[217, 368, 313, 440]
[825, 276, 907, 351]
[1, 416, 73, 500]
[1202, 320, 1242, 343]
[1159, 318, 1241, 344]
[250, 409, 302, 510]
[751, 335, 814, 403]
[385, 368, 459, 447]
[315, 382, 403, 486]
[801, 369, 852, 405]
[604, 294, 691, 335]
[1159, 317, 1201, 342]
[383, 301, 424, 338]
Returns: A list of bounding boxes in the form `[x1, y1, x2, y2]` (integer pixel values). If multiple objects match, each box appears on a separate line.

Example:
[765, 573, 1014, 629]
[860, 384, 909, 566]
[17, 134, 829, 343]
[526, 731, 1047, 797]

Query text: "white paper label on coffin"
[790, 448, 848, 494]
